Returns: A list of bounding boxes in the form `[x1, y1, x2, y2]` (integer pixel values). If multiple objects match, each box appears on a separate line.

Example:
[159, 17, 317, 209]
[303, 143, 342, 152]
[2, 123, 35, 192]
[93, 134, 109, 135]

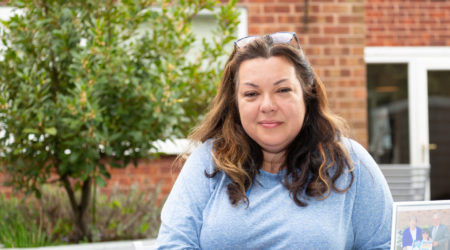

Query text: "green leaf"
[44, 127, 57, 135]
[23, 128, 39, 134]
[95, 176, 107, 188]
[110, 200, 121, 209]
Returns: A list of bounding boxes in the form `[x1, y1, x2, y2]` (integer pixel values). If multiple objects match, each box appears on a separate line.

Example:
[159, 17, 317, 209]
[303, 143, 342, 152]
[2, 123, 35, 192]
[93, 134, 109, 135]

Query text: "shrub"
[0, 0, 239, 241]
[0, 195, 54, 248]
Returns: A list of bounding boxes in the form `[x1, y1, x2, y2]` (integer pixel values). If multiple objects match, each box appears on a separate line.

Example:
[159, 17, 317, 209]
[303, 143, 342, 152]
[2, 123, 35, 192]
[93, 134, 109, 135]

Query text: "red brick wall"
[241, 0, 368, 145]
[1, 156, 181, 202]
[366, 0, 450, 46]
[104, 156, 180, 201]
[0, 173, 13, 197]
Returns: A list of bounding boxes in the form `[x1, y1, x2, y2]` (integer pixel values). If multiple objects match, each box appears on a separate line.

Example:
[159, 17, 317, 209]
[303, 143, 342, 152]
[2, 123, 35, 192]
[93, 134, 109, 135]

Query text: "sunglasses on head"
[234, 32, 301, 50]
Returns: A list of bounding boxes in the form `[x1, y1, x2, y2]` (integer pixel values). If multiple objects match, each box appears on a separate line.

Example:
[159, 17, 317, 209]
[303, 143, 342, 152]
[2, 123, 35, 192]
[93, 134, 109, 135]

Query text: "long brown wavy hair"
[189, 35, 354, 207]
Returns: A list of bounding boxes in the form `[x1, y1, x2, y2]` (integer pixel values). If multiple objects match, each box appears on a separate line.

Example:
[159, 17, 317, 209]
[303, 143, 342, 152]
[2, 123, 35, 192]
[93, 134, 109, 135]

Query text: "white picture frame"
[391, 200, 450, 250]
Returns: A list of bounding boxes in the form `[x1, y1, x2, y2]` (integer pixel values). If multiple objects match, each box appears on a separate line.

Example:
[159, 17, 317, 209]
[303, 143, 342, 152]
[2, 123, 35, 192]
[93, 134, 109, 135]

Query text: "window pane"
[367, 64, 409, 164]
[428, 70, 450, 200]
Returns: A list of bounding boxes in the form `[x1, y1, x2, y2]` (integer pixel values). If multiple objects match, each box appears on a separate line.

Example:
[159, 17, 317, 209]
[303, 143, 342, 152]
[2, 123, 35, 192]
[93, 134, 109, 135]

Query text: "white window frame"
[0, 7, 16, 21]
[197, 8, 247, 38]
[365, 46, 450, 166]
[0, 7, 18, 52]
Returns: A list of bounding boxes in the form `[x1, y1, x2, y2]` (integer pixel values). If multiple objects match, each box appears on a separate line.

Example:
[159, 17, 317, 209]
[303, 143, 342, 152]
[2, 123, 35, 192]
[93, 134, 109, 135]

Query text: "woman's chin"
[259, 143, 287, 155]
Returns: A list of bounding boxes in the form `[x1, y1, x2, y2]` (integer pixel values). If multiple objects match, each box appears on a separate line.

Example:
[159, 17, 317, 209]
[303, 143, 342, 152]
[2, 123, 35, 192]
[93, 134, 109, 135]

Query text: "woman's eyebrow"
[242, 82, 259, 88]
[242, 78, 288, 88]
[273, 78, 288, 85]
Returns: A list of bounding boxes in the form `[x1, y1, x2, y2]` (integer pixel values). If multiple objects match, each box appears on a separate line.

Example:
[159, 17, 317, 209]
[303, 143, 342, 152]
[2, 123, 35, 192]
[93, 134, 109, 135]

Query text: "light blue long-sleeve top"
[156, 139, 393, 249]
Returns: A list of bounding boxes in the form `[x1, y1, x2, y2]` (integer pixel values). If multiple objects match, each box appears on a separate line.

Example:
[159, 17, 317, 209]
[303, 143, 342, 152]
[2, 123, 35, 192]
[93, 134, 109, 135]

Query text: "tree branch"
[61, 174, 78, 216]
[80, 177, 92, 213]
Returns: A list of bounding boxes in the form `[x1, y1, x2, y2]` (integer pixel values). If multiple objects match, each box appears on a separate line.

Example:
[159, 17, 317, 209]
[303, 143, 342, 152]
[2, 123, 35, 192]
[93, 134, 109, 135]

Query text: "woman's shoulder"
[341, 137, 368, 157]
[341, 137, 391, 195]
[340, 137, 376, 168]
[183, 139, 214, 171]
[340, 137, 387, 185]
[189, 138, 214, 156]
[171, 139, 223, 195]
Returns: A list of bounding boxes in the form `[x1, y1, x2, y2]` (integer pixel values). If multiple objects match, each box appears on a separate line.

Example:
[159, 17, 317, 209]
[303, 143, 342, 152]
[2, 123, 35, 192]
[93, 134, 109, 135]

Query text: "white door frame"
[366, 47, 450, 201]
[365, 46, 450, 166]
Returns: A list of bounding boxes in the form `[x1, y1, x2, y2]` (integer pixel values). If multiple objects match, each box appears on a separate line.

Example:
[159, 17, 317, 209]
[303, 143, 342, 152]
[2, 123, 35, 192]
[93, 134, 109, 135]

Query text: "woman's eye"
[244, 92, 258, 97]
[278, 88, 292, 93]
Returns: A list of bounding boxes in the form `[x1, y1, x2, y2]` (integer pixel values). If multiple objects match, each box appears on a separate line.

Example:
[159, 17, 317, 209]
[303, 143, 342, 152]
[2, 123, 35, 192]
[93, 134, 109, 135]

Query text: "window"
[367, 64, 409, 164]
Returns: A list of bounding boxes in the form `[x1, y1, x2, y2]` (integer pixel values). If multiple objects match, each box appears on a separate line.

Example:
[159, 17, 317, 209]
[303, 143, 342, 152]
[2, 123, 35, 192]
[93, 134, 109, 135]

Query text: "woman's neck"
[262, 150, 285, 173]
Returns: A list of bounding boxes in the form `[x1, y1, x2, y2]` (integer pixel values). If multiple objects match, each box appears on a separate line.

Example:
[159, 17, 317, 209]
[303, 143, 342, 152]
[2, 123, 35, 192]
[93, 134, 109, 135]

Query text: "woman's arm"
[156, 141, 215, 249]
[349, 140, 394, 250]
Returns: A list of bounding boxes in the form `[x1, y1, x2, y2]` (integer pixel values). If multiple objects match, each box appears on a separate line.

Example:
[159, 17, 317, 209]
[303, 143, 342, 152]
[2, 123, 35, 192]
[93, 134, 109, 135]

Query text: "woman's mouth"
[259, 121, 283, 128]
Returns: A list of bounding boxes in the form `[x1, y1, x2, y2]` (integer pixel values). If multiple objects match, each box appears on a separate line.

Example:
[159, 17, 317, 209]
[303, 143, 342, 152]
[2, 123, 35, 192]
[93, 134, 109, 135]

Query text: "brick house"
[1, 0, 449, 201]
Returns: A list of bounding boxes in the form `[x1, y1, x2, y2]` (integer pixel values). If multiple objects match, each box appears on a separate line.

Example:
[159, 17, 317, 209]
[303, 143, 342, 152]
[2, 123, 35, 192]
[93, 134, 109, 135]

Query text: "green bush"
[0, 0, 239, 241]
[0, 195, 54, 248]
[91, 185, 161, 241]
[38, 184, 162, 243]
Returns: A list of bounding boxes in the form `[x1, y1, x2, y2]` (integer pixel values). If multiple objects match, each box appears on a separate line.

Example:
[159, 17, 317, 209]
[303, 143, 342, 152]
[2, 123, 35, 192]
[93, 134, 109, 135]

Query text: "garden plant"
[0, 0, 239, 242]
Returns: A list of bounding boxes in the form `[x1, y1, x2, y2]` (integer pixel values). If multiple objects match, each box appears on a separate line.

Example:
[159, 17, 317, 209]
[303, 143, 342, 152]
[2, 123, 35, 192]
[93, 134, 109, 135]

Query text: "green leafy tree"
[0, 0, 239, 241]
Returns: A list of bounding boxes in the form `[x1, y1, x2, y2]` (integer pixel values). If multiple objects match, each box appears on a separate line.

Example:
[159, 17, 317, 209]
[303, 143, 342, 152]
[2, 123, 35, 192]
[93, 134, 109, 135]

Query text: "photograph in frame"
[391, 200, 450, 250]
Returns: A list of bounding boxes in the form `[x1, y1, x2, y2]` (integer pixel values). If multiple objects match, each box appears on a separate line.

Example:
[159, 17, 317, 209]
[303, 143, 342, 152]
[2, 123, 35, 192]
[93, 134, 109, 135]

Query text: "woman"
[156, 32, 393, 249]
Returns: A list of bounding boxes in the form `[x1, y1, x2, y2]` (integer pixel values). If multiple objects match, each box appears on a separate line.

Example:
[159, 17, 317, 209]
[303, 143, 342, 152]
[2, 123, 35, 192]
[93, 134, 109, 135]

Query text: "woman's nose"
[260, 94, 276, 113]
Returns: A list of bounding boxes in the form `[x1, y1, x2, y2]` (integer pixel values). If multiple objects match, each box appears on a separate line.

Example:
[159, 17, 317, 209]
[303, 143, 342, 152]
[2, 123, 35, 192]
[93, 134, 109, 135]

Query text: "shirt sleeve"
[348, 140, 394, 250]
[156, 141, 215, 249]
[402, 228, 409, 247]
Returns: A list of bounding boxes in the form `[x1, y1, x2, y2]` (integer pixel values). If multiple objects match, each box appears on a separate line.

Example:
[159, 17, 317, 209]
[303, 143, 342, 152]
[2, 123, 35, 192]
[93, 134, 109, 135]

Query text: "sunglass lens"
[236, 36, 257, 48]
[271, 33, 293, 44]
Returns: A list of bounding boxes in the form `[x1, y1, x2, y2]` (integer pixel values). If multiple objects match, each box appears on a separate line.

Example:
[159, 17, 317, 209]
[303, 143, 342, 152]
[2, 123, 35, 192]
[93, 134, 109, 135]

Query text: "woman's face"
[236, 56, 306, 154]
